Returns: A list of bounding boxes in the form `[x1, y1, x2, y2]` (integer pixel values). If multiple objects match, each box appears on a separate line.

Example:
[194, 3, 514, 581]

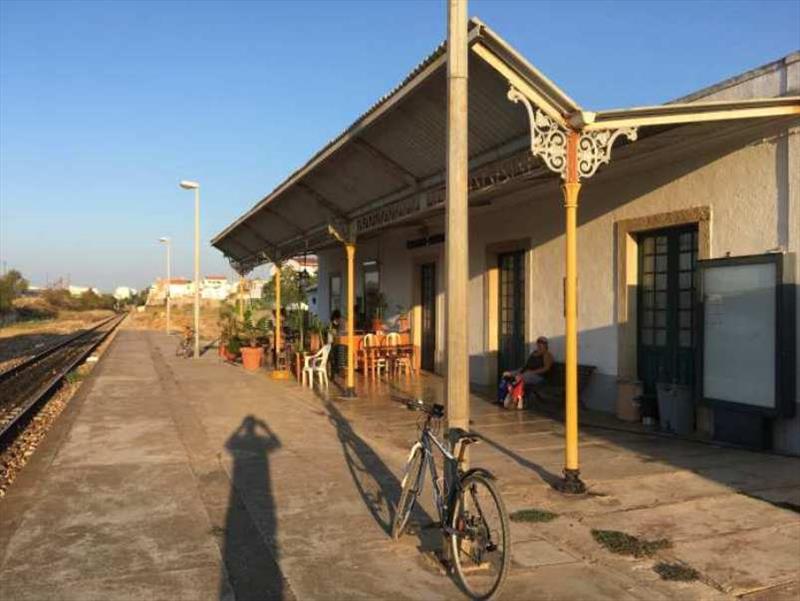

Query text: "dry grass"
[0, 306, 115, 371]
[653, 562, 700, 581]
[125, 304, 224, 339]
[591, 529, 672, 558]
[509, 508, 559, 523]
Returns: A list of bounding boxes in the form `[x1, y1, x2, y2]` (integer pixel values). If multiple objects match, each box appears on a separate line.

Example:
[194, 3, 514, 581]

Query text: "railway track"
[0, 314, 125, 439]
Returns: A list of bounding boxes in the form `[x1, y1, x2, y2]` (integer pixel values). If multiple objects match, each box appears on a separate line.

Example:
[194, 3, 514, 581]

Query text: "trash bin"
[616, 378, 643, 422]
[656, 382, 694, 435]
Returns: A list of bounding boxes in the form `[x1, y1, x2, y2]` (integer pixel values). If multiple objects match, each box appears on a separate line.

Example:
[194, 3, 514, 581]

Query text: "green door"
[498, 251, 526, 379]
[637, 226, 698, 393]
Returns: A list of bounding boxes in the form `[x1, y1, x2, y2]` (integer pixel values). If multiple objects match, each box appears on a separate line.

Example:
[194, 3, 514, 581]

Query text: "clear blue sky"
[1, 0, 798, 291]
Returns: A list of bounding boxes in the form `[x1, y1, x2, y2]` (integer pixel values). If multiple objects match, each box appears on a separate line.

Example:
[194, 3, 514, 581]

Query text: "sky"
[1, 0, 798, 291]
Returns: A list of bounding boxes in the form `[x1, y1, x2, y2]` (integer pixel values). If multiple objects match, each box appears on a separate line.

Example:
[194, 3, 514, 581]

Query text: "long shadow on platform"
[220, 415, 289, 601]
[323, 401, 436, 549]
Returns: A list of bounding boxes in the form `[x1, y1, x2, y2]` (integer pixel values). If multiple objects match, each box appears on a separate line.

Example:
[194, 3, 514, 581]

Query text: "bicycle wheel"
[392, 445, 424, 540]
[449, 472, 510, 600]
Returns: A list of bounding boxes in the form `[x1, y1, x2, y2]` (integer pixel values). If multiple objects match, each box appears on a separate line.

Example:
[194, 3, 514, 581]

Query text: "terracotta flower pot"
[218, 344, 227, 358]
[241, 346, 264, 371]
[309, 332, 321, 353]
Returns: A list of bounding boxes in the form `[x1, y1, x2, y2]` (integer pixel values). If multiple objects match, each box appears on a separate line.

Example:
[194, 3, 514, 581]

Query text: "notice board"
[701, 261, 776, 408]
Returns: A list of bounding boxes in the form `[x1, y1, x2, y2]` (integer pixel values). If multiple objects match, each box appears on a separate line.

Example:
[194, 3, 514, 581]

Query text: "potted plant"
[226, 336, 242, 362]
[395, 304, 410, 332]
[217, 303, 239, 359]
[307, 314, 324, 352]
[239, 309, 267, 371]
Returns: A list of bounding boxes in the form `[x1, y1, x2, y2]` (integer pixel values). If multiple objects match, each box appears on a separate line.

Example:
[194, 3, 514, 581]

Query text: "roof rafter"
[296, 182, 349, 220]
[352, 138, 418, 187]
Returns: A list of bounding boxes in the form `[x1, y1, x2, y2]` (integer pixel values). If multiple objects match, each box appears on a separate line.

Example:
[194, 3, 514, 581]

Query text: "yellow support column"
[270, 263, 290, 379]
[559, 132, 586, 494]
[345, 242, 357, 397]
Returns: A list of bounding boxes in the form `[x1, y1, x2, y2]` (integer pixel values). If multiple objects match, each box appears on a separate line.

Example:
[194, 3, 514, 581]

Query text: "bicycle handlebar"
[406, 399, 445, 418]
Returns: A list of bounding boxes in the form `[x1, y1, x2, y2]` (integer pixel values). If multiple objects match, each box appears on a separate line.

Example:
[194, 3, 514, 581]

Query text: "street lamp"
[179, 179, 201, 359]
[158, 237, 172, 335]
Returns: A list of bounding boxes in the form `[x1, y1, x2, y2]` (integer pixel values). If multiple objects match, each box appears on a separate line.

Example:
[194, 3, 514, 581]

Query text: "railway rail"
[0, 314, 125, 438]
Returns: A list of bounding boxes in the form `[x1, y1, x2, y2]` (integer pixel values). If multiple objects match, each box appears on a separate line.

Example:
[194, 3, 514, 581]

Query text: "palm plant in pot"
[217, 303, 240, 360]
[239, 309, 267, 371]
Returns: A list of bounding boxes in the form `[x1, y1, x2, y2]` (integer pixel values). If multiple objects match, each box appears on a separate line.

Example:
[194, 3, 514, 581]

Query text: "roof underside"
[212, 19, 800, 272]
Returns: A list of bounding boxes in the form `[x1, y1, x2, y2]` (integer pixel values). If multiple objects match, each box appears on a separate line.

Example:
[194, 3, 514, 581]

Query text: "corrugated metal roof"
[211, 18, 583, 268]
[212, 18, 800, 272]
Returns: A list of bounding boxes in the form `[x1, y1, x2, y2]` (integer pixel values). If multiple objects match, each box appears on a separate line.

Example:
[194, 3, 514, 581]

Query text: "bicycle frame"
[408, 420, 462, 527]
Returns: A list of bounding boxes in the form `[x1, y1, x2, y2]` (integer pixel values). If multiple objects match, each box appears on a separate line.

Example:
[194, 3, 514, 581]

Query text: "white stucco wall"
[313, 57, 800, 453]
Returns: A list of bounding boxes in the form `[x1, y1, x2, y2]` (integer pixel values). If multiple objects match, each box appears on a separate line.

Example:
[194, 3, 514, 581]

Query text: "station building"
[213, 20, 800, 454]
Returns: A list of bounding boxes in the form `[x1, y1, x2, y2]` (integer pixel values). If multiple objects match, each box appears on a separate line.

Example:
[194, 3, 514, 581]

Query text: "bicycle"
[175, 327, 194, 358]
[392, 399, 511, 600]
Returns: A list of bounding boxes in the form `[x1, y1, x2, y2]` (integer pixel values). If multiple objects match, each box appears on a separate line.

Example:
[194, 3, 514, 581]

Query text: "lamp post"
[179, 180, 201, 359]
[158, 237, 171, 335]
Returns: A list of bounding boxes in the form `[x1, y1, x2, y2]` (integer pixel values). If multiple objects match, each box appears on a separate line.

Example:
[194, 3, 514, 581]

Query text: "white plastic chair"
[364, 333, 388, 378]
[386, 332, 413, 376]
[302, 344, 332, 389]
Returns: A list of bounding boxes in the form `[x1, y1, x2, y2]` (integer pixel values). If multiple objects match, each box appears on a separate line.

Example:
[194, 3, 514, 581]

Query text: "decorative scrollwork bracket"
[507, 85, 637, 181]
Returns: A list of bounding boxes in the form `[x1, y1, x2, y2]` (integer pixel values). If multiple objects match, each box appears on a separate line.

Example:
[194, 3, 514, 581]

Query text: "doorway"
[637, 225, 699, 393]
[498, 251, 526, 379]
[420, 262, 436, 372]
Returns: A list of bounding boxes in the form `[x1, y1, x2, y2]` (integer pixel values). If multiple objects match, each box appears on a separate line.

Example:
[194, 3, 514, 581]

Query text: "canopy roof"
[212, 18, 800, 272]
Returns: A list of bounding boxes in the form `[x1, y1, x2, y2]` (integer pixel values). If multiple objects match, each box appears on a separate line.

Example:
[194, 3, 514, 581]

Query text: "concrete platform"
[1, 328, 798, 600]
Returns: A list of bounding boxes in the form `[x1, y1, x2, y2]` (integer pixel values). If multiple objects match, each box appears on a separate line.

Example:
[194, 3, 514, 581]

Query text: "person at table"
[328, 310, 343, 372]
[498, 336, 553, 410]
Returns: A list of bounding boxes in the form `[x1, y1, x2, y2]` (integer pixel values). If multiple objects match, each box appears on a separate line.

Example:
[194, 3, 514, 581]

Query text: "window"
[362, 260, 381, 326]
[329, 274, 341, 316]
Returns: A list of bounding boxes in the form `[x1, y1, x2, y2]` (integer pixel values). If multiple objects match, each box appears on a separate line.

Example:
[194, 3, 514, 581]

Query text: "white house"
[201, 275, 231, 300]
[212, 21, 799, 454]
[113, 286, 137, 301]
[68, 285, 101, 297]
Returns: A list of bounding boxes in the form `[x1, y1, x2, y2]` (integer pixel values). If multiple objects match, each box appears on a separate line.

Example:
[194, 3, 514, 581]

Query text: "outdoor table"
[364, 343, 416, 377]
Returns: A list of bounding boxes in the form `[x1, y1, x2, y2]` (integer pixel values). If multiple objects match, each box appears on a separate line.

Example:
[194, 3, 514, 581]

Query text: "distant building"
[306, 284, 318, 315]
[113, 286, 137, 301]
[264, 256, 319, 278]
[146, 276, 234, 304]
[232, 278, 269, 301]
[68, 285, 100, 297]
[201, 276, 231, 300]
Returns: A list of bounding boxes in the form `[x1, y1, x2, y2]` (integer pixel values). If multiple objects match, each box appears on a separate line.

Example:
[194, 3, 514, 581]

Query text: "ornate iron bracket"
[327, 220, 356, 245]
[507, 86, 638, 180]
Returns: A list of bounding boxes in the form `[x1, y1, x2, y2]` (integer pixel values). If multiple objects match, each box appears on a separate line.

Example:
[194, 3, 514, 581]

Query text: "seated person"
[327, 310, 343, 372]
[498, 336, 553, 410]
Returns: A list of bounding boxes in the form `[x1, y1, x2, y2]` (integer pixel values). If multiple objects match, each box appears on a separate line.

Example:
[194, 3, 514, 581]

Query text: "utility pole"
[159, 237, 171, 334]
[179, 180, 201, 359]
[445, 0, 470, 460]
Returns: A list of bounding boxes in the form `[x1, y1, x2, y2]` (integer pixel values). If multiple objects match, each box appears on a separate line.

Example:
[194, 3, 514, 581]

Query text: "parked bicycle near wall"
[175, 326, 194, 358]
[393, 399, 511, 600]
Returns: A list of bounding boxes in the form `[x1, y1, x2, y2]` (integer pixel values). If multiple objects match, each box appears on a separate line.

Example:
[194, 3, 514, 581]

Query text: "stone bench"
[528, 362, 597, 408]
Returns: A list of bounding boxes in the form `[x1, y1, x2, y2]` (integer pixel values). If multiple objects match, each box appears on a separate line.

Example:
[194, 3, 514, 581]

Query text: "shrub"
[0, 270, 28, 313]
